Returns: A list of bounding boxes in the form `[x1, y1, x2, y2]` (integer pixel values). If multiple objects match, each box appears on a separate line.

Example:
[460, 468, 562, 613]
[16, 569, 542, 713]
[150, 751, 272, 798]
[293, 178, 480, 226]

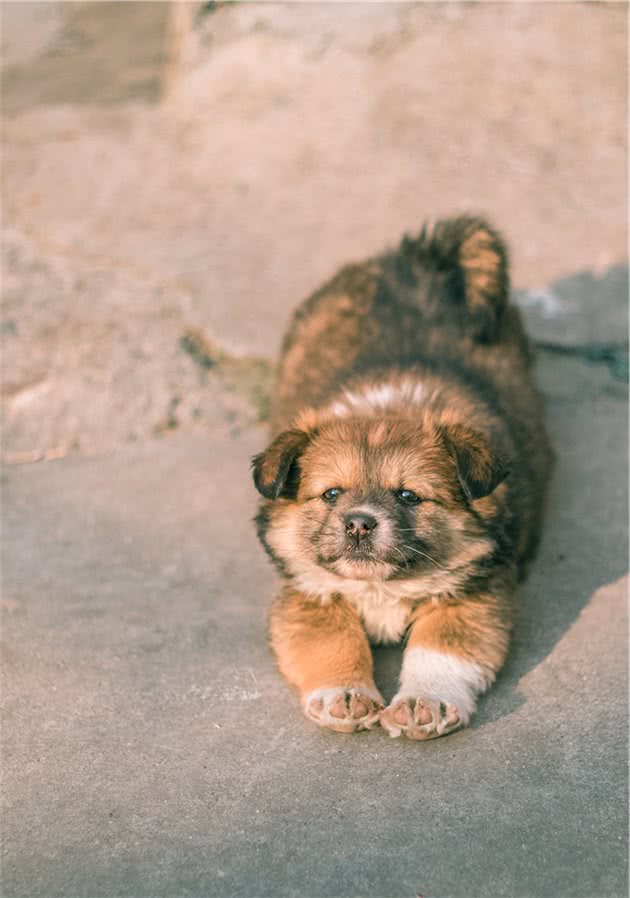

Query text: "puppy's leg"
[380, 590, 512, 740]
[270, 588, 384, 733]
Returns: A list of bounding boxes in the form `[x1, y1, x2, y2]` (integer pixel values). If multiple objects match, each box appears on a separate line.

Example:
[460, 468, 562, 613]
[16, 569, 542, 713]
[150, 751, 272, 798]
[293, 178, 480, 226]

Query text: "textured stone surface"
[1, 228, 271, 456]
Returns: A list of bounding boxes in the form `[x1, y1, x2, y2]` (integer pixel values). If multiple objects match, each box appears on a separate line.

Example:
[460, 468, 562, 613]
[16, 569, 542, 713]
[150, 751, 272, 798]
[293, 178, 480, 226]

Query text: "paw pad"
[380, 696, 463, 741]
[305, 687, 384, 733]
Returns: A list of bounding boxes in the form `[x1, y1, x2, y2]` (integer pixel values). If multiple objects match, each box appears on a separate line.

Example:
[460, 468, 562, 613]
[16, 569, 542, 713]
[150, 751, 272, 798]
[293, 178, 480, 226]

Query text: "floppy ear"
[252, 429, 310, 499]
[440, 423, 510, 501]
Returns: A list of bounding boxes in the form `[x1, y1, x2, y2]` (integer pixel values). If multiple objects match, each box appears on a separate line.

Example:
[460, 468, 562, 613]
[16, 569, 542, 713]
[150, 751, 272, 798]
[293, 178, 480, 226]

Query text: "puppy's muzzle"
[344, 512, 378, 545]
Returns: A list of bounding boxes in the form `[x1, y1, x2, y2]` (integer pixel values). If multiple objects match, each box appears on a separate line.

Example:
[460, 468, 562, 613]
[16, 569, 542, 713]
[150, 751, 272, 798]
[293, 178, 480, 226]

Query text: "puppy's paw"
[304, 686, 384, 734]
[380, 696, 464, 741]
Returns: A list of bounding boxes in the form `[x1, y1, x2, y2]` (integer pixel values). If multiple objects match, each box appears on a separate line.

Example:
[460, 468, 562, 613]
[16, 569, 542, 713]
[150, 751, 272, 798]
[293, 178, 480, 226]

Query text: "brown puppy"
[253, 216, 552, 740]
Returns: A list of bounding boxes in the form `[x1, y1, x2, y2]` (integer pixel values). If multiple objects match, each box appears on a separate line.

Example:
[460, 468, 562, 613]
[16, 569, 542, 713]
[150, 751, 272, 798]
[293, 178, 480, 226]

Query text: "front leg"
[270, 588, 384, 733]
[380, 586, 513, 740]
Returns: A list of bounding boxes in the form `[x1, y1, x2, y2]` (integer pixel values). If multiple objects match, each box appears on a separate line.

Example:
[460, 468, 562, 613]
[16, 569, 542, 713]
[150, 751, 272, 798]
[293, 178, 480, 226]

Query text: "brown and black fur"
[252, 216, 552, 739]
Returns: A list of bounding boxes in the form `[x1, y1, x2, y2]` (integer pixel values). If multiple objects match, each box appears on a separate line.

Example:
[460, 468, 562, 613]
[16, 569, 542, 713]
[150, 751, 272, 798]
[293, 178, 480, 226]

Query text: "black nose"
[345, 512, 378, 541]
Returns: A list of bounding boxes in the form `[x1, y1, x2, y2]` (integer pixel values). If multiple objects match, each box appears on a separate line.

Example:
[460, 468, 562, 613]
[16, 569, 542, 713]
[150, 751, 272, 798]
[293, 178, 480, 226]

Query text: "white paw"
[380, 696, 463, 741]
[304, 686, 384, 734]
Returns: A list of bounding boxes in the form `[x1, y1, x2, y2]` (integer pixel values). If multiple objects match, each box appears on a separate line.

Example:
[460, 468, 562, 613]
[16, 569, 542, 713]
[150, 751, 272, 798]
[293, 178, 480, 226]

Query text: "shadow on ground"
[373, 346, 628, 724]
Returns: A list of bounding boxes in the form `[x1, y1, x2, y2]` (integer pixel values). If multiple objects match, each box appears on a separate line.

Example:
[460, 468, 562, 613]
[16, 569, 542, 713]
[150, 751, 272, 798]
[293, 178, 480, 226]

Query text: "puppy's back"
[272, 216, 532, 431]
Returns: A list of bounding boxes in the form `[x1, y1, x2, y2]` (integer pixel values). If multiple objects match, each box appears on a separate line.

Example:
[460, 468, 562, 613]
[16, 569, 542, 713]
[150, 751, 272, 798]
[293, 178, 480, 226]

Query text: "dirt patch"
[1, 230, 273, 460]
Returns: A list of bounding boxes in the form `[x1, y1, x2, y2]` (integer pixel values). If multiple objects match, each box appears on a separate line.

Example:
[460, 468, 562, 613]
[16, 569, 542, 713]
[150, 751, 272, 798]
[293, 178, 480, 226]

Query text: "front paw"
[304, 686, 384, 734]
[380, 696, 463, 740]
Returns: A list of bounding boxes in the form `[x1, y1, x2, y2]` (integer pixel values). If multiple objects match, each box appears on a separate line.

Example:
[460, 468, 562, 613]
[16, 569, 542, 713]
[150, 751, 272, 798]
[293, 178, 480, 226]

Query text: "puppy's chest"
[345, 585, 414, 644]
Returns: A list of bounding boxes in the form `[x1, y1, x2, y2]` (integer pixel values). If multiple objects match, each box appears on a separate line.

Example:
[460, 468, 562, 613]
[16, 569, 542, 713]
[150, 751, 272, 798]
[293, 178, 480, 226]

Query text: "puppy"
[253, 216, 552, 740]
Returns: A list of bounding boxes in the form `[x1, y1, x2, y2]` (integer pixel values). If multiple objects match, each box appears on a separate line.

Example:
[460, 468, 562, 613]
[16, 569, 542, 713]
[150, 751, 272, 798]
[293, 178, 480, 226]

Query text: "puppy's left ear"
[440, 423, 510, 501]
[252, 429, 311, 499]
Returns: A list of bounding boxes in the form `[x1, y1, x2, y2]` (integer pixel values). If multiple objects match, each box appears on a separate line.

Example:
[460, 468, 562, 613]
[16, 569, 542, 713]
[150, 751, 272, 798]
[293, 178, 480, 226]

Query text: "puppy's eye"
[322, 487, 343, 503]
[396, 489, 421, 505]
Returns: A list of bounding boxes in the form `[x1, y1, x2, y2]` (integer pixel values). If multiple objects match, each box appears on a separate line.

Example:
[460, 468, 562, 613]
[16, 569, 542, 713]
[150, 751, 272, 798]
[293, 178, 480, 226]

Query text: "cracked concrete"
[1, 2, 628, 897]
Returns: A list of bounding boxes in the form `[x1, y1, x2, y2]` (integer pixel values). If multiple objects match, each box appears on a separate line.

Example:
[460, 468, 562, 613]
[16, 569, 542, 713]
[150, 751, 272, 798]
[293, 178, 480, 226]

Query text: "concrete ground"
[1, 3, 628, 897]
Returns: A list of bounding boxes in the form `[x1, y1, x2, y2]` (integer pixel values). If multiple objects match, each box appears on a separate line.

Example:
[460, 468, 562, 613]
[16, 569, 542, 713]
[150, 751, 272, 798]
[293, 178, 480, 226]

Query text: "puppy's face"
[253, 415, 509, 585]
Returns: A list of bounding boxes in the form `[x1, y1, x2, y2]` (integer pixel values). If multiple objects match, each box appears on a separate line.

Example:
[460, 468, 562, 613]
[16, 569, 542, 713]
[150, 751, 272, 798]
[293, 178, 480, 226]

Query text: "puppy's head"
[253, 414, 509, 586]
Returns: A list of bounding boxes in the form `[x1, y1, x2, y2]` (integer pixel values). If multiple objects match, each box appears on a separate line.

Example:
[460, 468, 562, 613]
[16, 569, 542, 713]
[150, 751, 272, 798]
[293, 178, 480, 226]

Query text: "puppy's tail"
[401, 215, 510, 343]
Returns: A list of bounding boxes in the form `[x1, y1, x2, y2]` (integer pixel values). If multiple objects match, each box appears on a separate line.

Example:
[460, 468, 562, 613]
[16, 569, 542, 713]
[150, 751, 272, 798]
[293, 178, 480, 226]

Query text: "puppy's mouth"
[318, 539, 439, 581]
[345, 540, 378, 559]
[329, 556, 395, 581]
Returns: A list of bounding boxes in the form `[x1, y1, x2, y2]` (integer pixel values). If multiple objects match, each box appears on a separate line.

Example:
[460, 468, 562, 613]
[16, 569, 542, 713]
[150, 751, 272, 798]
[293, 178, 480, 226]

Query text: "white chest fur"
[291, 565, 442, 645]
[345, 584, 413, 644]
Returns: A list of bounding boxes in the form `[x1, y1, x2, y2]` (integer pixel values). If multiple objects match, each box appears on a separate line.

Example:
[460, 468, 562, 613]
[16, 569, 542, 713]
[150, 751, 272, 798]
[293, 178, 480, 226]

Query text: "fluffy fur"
[253, 215, 552, 739]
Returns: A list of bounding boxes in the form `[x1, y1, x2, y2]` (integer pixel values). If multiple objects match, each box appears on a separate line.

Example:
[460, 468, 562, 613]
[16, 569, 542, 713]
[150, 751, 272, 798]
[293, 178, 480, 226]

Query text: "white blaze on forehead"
[395, 647, 493, 722]
[330, 379, 433, 417]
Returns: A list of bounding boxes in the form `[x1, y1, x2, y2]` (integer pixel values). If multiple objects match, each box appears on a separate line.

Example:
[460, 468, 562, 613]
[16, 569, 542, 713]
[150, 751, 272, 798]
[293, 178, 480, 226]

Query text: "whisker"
[391, 545, 412, 568]
[400, 544, 446, 570]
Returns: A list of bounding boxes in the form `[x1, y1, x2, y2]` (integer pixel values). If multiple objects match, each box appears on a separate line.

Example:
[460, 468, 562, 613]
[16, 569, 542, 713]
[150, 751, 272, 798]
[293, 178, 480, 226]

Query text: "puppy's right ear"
[439, 422, 511, 501]
[252, 430, 310, 499]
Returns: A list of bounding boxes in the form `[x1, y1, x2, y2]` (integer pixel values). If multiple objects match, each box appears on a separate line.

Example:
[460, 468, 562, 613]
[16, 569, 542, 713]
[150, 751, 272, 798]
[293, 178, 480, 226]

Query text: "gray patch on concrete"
[515, 264, 629, 348]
